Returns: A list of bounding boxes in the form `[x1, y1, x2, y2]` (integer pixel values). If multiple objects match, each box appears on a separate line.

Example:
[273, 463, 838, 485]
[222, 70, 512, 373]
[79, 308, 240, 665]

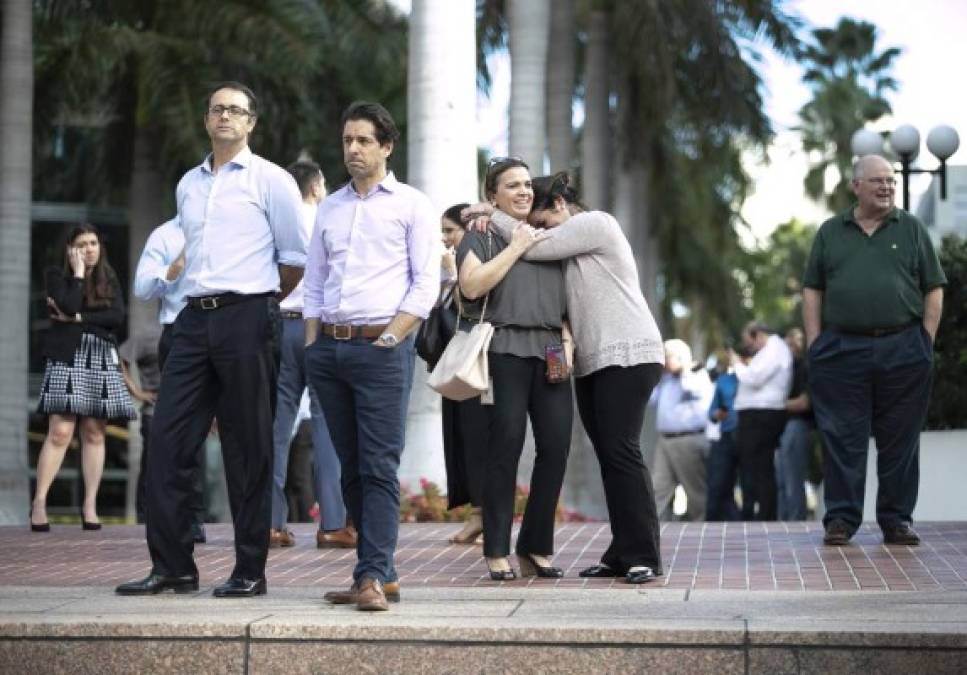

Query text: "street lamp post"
[851, 125, 960, 211]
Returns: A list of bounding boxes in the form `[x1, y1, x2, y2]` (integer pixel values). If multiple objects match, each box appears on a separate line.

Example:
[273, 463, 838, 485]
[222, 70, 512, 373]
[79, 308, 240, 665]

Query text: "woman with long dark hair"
[457, 158, 571, 580]
[30, 224, 135, 532]
[468, 172, 666, 583]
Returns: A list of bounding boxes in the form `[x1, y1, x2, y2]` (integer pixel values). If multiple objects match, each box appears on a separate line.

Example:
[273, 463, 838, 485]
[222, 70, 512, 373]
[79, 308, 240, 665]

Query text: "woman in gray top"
[479, 172, 665, 584]
[456, 158, 571, 581]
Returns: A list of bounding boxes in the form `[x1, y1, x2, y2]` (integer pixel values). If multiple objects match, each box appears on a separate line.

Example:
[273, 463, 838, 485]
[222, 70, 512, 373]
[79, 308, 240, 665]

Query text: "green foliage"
[735, 218, 817, 334]
[926, 236, 967, 430]
[796, 18, 899, 212]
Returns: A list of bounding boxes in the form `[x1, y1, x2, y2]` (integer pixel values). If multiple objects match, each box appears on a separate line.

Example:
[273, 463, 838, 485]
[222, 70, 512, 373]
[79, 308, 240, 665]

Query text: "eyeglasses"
[863, 177, 897, 187]
[207, 105, 253, 119]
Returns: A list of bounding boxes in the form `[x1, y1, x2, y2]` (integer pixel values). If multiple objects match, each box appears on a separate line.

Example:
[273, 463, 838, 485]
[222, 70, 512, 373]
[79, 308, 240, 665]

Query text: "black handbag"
[416, 285, 460, 369]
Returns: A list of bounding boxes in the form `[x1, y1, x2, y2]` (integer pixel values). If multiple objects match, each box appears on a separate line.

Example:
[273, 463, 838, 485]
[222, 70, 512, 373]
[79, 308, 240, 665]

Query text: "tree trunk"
[545, 0, 575, 174]
[403, 0, 478, 494]
[0, 0, 34, 525]
[580, 10, 612, 211]
[124, 125, 166, 520]
[508, 0, 550, 172]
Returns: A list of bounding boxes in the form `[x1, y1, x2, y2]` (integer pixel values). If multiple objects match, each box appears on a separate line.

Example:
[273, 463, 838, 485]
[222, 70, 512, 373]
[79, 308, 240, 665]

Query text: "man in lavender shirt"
[305, 102, 438, 611]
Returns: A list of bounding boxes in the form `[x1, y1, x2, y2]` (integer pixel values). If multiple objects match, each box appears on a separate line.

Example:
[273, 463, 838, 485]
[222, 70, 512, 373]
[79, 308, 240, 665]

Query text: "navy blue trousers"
[808, 324, 933, 533]
[705, 429, 740, 522]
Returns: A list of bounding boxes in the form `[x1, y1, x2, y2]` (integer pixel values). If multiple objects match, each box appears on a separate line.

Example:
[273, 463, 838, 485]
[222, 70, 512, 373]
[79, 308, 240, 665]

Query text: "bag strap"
[455, 230, 492, 327]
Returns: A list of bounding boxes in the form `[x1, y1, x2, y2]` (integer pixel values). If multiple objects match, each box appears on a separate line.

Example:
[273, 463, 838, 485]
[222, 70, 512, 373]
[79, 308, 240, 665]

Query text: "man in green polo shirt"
[802, 154, 945, 547]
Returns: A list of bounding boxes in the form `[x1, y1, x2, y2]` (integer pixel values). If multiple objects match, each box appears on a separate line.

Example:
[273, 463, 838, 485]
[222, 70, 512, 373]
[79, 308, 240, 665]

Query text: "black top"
[788, 357, 813, 422]
[43, 266, 126, 363]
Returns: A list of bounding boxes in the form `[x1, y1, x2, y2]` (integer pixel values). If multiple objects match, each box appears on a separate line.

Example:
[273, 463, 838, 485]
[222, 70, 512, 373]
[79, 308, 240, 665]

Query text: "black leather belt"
[187, 292, 272, 311]
[280, 310, 302, 320]
[320, 322, 388, 340]
[829, 322, 915, 338]
[660, 430, 705, 439]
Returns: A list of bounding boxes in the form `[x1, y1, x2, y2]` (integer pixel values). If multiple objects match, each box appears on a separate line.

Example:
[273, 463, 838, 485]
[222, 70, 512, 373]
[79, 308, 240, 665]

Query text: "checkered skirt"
[38, 332, 136, 420]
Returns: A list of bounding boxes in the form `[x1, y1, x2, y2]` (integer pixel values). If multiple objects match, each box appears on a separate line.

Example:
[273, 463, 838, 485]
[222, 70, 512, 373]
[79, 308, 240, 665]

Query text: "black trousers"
[482, 353, 572, 558]
[808, 324, 933, 532]
[736, 408, 787, 520]
[442, 396, 489, 510]
[146, 296, 280, 579]
[575, 363, 663, 574]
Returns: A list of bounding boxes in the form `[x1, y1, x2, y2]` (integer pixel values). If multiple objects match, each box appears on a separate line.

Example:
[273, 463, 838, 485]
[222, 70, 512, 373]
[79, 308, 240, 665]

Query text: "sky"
[394, 0, 967, 241]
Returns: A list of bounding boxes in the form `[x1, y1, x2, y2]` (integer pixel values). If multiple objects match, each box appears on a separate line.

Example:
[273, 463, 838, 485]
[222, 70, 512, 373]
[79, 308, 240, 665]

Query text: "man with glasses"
[803, 154, 946, 547]
[117, 81, 306, 597]
[304, 102, 437, 611]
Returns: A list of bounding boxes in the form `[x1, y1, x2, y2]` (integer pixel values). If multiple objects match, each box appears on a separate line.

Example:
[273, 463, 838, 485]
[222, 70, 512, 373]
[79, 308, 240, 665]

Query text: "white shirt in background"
[733, 334, 793, 411]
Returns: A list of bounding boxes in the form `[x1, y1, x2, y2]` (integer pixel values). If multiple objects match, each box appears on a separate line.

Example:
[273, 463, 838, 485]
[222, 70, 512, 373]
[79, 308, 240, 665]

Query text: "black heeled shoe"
[82, 519, 102, 531]
[517, 553, 564, 579]
[29, 507, 50, 533]
[485, 558, 517, 581]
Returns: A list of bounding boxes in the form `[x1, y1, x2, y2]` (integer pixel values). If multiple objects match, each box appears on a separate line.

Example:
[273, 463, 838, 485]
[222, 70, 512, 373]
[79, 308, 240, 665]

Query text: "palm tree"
[0, 0, 34, 525]
[797, 18, 899, 213]
[546, 0, 575, 174]
[580, 9, 611, 211]
[507, 0, 550, 170]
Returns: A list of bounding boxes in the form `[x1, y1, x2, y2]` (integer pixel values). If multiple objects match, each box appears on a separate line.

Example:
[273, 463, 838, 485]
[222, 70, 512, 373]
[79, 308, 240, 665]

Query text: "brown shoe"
[316, 527, 357, 549]
[269, 528, 295, 548]
[882, 522, 920, 546]
[356, 577, 388, 611]
[823, 519, 853, 546]
[449, 508, 483, 545]
[323, 580, 400, 604]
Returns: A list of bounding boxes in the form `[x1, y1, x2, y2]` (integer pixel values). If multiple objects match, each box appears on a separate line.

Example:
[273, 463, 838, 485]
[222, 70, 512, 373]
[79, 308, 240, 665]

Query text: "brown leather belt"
[320, 322, 388, 340]
[829, 323, 915, 338]
[280, 310, 302, 320]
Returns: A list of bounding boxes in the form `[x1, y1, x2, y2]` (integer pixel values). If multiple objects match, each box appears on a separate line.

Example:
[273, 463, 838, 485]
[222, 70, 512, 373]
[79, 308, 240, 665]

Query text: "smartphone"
[545, 343, 569, 383]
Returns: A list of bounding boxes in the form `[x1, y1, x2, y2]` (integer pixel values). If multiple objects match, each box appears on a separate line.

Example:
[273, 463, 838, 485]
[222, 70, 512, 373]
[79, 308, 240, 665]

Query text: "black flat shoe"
[579, 564, 618, 578]
[116, 573, 199, 595]
[213, 577, 267, 597]
[625, 566, 657, 584]
[485, 558, 517, 581]
[518, 553, 564, 579]
[82, 520, 102, 531]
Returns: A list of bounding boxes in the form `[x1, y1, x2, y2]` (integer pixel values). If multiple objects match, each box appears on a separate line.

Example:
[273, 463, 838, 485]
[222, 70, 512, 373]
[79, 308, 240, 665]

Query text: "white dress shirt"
[303, 173, 439, 323]
[132, 218, 187, 326]
[733, 334, 793, 411]
[653, 369, 714, 434]
[176, 147, 307, 298]
[279, 202, 318, 313]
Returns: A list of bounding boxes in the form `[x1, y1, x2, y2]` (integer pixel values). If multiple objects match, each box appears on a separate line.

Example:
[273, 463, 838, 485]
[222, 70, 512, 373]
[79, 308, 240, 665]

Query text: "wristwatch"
[378, 333, 399, 347]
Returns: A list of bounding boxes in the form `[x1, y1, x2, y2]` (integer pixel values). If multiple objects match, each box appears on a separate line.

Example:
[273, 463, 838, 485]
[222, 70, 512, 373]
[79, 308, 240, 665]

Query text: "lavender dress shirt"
[303, 173, 439, 324]
[133, 218, 187, 325]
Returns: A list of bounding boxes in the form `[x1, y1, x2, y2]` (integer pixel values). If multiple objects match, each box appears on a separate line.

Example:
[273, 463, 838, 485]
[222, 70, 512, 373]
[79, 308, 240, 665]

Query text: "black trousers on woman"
[442, 396, 489, 510]
[482, 353, 573, 559]
[575, 363, 664, 574]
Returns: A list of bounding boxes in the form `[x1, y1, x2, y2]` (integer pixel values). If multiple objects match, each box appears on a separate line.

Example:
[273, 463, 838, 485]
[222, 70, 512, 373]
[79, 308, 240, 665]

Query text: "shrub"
[926, 236, 967, 430]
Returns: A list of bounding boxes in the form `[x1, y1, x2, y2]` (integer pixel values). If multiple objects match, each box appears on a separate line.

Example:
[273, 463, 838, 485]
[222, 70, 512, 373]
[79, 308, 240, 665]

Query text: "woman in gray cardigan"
[477, 172, 666, 584]
[457, 158, 571, 581]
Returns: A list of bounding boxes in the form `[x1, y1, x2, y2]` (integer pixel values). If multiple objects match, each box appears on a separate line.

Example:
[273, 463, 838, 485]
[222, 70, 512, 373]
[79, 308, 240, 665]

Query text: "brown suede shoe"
[323, 580, 400, 604]
[356, 577, 388, 611]
[316, 527, 357, 549]
[269, 528, 295, 548]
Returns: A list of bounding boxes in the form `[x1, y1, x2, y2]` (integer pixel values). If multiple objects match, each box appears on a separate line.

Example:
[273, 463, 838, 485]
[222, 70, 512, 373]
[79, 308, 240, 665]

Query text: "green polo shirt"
[802, 207, 946, 331]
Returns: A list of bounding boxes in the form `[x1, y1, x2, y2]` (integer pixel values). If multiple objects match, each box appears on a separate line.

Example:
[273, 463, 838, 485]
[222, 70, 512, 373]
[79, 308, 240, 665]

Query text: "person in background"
[775, 328, 814, 521]
[32, 224, 136, 532]
[650, 339, 714, 522]
[438, 203, 489, 545]
[731, 321, 793, 521]
[705, 348, 740, 521]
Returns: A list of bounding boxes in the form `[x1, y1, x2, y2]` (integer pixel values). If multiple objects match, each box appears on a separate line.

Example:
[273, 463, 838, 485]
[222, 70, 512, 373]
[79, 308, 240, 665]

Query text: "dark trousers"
[305, 335, 412, 583]
[482, 353, 572, 558]
[154, 324, 207, 529]
[575, 363, 663, 574]
[808, 325, 933, 532]
[736, 409, 787, 520]
[146, 296, 279, 580]
[706, 429, 740, 522]
[442, 396, 489, 510]
[136, 413, 152, 522]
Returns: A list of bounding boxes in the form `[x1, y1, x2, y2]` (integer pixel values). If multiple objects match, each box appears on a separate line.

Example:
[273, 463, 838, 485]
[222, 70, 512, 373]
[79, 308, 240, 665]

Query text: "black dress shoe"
[116, 573, 199, 595]
[192, 522, 207, 544]
[579, 564, 619, 578]
[213, 577, 267, 597]
[823, 519, 853, 546]
[82, 520, 102, 531]
[485, 558, 517, 581]
[518, 553, 564, 578]
[882, 522, 920, 546]
[625, 566, 657, 584]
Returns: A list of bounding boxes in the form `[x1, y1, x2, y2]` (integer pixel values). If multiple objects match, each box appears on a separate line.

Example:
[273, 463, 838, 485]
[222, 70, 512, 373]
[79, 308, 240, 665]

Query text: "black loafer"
[579, 564, 619, 578]
[213, 577, 267, 598]
[116, 573, 199, 595]
[625, 566, 657, 584]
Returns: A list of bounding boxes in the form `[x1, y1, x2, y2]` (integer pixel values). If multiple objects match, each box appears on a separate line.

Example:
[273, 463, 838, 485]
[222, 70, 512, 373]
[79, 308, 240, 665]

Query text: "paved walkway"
[2, 521, 965, 592]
